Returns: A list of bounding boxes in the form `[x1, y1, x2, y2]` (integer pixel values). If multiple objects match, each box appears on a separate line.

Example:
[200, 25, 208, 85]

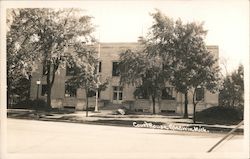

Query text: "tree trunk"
[27, 75, 32, 100]
[193, 104, 196, 124]
[46, 63, 52, 108]
[152, 96, 156, 114]
[192, 88, 198, 124]
[183, 91, 188, 118]
[47, 85, 52, 108]
[85, 88, 89, 117]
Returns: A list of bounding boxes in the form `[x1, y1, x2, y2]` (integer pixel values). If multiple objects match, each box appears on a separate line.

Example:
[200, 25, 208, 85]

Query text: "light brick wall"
[30, 43, 219, 114]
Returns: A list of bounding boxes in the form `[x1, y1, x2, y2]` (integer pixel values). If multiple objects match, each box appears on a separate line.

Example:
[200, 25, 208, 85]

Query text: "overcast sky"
[2, 0, 249, 74]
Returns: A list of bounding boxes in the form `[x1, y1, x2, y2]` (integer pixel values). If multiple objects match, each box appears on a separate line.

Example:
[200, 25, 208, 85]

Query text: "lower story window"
[87, 90, 100, 98]
[65, 84, 77, 97]
[134, 87, 149, 99]
[196, 87, 204, 101]
[113, 86, 123, 100]
[41, 84, 48, 96]
[162, 87, 175, 100]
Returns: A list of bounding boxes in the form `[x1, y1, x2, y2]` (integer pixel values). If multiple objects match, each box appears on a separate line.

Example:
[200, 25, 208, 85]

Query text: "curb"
[7, 115, 244, 135]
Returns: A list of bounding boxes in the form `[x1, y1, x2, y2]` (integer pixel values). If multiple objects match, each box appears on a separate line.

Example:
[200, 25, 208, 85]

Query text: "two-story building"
[30, 42, 219, 114]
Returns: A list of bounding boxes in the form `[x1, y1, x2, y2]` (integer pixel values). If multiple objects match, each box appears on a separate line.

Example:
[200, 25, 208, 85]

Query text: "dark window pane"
[41, 84, 48, 96]
[134, 87, 149, 99]
[42, 65, 48, 75]
[112, 62, 120, 76]
[113, 92, 117, 100]
[65, 84, 77, 97]
[196, 88, 204, 101]
[87, 90, 100, 98]
[87, 90, 96, 97]
[162, 87, 175, 100]
[66, 66, 77, 76]
[119, 92, 123, 100]
[94, 62, 102, 74]
[99, 62, 102, 73]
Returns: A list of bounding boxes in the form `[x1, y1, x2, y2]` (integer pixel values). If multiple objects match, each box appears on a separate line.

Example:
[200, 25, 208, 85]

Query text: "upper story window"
[162, 87, 175, 100]
[42, 65, 48, 75]
[66, 66, 77, 76]
[65, 83, 77, 97]
[99, 62, 102, 73]
[112, 62, 120, 76]
[94, 62, 102, 74]
[196, 87, 204, 101]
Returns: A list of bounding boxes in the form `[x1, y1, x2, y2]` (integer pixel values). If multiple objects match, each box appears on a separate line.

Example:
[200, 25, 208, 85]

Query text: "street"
[6, 119, 246, 159]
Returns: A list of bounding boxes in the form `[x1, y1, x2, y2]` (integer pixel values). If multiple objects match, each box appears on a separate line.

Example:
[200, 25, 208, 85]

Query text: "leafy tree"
[146, 10, 220, 121]
[119, 49, 167, 114]
[120, 10, 220, 121]
[66, 43, 109, 117]
[119, 10, 176, 114]
[7, 9, 39, 106]
[7, 8, 95, 108]
[219, 64, 244, 109]
[170, 19, 221, 122]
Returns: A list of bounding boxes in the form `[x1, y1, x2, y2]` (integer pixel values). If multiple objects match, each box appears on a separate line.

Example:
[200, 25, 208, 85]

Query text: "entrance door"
[113, 86, 123, 104]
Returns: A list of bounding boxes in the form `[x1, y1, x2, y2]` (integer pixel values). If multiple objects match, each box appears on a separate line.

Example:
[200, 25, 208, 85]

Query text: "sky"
[2, 0, 249, 74]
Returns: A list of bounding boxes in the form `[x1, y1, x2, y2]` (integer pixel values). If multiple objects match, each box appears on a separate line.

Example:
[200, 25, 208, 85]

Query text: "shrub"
[196, 106, 243, 125]
[12, 99, 33, 109]
[12, 99, 50, 111]
[32, 99, 50, 111]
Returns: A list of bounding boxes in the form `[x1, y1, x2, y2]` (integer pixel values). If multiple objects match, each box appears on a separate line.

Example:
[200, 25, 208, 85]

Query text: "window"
[134, 87, 149, 99]
[87, 90, 100, 98]
[42, 65, 48, 75]
[162, 87, 175, 100]
[99, 62, 102, 73]
[196, 87, 204, 101]
[113, 86, 123, 100]
[65, 84, 77, 97]
[41, 84, 48, 96]
[112, 62, 120, 76]
[94, 62, 102, 74]
[66, 66, 77, 76]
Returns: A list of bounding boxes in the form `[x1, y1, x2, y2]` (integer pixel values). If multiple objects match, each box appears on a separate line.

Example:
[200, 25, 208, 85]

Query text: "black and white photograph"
[0, 0, 249, 159]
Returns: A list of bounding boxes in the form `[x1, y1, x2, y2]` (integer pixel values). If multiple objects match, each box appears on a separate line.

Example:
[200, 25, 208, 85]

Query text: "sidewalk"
[7, 109, 244, 134]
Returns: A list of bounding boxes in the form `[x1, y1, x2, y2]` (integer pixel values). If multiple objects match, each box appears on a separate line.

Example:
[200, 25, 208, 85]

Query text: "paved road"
[6, 119, 246, 159]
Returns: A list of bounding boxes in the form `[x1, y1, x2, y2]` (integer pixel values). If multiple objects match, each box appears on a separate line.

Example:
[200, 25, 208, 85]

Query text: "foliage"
[7, 9, 38, 105]
[66, 43, 109, 116]
[7, 8, 96, 108]
[147, 10, 220, 122]
[119, 10, 221, 118]
[172, 20, 221, 123]
[119, 49, 167, 114]
[219, 64, 244, 110]
[13, 99, 50, 110]
[196, 106, 243, 125]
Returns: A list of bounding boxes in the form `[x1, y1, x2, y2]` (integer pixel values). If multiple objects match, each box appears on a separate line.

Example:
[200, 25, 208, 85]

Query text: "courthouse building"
[30, 42, 219, 114]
